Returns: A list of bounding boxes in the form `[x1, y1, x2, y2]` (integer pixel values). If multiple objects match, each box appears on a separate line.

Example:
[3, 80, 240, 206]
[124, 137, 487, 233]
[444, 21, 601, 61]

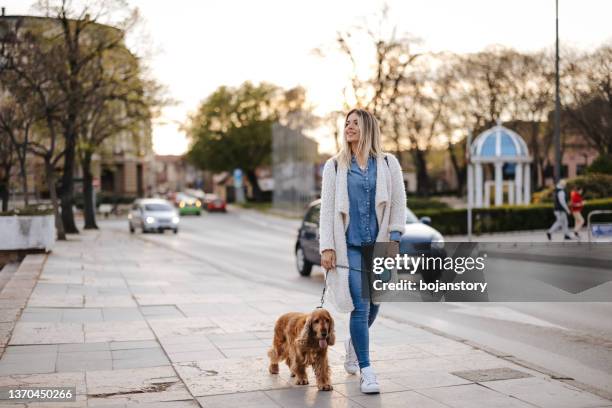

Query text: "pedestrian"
[547, 179, 572, 241]
[318, 108, 406, 394]
[570, 187, 585, 238]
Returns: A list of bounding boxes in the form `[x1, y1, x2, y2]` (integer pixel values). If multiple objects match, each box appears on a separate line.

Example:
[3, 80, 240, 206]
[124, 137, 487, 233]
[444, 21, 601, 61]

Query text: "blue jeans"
[348, 245, 380, 369]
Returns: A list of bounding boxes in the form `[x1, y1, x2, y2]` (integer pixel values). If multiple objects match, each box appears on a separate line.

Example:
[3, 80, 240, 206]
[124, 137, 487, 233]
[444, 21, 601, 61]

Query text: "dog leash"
[317, 264, 354, 309]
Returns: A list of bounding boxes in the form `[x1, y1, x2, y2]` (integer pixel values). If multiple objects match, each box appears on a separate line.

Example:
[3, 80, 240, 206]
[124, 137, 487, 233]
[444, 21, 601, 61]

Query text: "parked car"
[294, 199, 445, 276]
[128, 199, 179, 234]
[204, 194, 227, 212]
[174, 192, 202, 216]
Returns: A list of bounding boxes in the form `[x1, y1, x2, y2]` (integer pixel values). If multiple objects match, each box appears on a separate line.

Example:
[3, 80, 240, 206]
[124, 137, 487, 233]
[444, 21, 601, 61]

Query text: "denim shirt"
[345, 155, 402, 246]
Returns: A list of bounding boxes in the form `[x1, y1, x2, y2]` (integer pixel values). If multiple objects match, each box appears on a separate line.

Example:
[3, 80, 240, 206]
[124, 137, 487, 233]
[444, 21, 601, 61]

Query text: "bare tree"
[0, 121, 14, 211]
[0, 93, 35, 206]
[0, 18, 68, 239]
[564, 44, 612, 156]
[32, 0, 140, 233]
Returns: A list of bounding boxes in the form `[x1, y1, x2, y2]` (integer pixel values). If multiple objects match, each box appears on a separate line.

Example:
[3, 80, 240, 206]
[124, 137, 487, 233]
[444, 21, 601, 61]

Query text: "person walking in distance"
[547, 179, 572, 241]
[570, 187, 585, 238]
[318, 109, 406, 394]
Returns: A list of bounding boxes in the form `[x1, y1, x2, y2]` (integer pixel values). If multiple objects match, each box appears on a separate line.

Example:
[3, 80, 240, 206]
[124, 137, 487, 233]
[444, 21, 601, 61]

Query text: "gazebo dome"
[471, 124, 529, 161]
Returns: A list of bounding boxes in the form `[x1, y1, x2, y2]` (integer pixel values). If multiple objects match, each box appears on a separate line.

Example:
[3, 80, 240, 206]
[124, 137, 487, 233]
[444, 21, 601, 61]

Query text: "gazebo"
[467, 123, 532, 207]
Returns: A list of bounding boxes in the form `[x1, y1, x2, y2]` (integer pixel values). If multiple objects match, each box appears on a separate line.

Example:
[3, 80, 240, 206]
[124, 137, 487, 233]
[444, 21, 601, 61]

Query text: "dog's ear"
[297, 315, 312, 345]
[327, 312, 336, 346]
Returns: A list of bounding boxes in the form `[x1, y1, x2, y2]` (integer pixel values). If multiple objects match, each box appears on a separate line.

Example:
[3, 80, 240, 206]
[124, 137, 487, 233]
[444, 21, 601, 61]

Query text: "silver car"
[128, 199, 180, 234]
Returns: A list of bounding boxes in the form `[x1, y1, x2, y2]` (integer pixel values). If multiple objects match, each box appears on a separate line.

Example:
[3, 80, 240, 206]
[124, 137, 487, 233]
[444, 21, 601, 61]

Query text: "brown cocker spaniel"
[268, 308, 335, 391]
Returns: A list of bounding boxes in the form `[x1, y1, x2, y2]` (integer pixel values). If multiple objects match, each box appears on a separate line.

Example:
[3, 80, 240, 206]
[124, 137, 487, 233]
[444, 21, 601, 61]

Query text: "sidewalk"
[0, 229, 610, 407]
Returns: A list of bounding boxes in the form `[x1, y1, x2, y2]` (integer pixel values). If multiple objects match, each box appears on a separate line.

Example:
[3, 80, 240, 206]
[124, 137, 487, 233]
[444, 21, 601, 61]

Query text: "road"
[101, 207, 612, 397]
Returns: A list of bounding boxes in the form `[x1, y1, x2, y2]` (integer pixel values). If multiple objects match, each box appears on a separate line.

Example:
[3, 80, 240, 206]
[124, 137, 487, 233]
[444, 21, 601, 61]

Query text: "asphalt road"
[101, 207, 612, 397]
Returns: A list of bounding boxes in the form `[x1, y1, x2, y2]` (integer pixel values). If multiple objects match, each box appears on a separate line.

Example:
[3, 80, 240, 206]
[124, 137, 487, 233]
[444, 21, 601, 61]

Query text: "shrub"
[414, 198, 612, 235]
[406, 197, 449, 210]
[587, 154, 612, 175]
[533, 173, 612, 203]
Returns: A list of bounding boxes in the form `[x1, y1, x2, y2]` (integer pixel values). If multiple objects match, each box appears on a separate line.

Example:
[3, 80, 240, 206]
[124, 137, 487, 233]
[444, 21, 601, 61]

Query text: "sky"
[3, 0, 612, 155]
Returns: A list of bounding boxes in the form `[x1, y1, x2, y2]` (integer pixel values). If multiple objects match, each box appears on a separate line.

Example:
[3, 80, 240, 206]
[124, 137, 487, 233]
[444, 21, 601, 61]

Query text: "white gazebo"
[467, 123, 532, 208]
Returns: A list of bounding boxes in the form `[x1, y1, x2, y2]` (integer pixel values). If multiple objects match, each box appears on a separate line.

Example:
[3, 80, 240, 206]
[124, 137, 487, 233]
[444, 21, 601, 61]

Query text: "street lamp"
[553, 0, 561, 184]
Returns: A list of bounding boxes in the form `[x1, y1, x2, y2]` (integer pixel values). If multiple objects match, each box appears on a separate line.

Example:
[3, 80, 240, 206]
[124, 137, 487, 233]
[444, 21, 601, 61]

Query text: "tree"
[0, 17, 68, 239]
[77, 41, 158, 229]
[186, 82, 310, 201]
[0, 95, 30, 206]
[32, 0, 140, 234]
[564, 44, 612, 156]
[0, 121, 14, 211]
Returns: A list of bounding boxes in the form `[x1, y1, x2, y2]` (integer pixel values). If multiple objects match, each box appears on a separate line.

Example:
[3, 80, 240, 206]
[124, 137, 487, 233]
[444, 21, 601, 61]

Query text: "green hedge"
[406, 197, 449, 210]
[74, 193, 137, 209]
[413, 198, 612, 235]
[533, 173, 612, 203]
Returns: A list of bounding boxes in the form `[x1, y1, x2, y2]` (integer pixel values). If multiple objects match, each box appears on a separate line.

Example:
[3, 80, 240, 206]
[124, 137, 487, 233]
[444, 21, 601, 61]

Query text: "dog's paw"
[318, 384, 333, 391]
[295, 378, 309, 385]
[268, 364, 279, 374]
[290, 372, 296, 377]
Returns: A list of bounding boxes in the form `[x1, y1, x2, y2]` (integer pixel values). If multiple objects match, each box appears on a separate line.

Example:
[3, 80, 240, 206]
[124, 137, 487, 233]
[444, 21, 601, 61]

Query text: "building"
[0, 12, 155, 203]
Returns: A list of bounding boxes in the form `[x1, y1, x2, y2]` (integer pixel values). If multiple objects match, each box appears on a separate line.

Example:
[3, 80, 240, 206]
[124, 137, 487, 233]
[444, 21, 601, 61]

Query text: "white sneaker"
[360, 366, 380, 394]
[344, 338, 359, 375]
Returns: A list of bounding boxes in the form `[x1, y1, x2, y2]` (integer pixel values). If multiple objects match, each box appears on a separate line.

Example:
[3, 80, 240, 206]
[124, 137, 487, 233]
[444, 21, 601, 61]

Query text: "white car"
[128, 199, 180, 234]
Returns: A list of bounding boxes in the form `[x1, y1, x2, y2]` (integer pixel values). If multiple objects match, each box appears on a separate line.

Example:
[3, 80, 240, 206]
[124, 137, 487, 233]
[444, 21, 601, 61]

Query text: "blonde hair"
[336, 108, 383, 168]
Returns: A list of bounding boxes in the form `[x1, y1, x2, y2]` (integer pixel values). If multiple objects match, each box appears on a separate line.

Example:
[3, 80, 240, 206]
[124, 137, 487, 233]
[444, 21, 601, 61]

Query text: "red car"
[204, 194, 226, 212]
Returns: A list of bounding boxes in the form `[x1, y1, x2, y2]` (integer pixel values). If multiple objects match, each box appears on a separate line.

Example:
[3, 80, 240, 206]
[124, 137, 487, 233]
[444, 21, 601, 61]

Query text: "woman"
[570, 187, 585, 238]
[318, 108, 406, 394]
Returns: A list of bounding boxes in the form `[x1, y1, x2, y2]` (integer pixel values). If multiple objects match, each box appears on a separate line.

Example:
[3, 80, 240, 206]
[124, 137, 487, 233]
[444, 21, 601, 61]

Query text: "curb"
[0, 253, 47, 357]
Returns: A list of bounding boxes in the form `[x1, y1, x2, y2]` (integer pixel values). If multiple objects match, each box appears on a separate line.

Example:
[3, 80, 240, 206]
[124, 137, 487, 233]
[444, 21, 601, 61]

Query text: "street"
[109, 207, 612, 398]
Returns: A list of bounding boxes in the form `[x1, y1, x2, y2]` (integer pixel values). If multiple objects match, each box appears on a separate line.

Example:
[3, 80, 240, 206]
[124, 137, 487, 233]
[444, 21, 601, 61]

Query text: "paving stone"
[483, 377, 612, 408]
[0, 358, 56, 375]
[59, 342, 110, 352]
[3, 344, 58, 354]
[84, 322, 154, 343]
[86, 366, 191, 405]
[110, 340, 160, 350]
[9, 322, 84, 345]
[385, 369, 473, 389]
[57, 358, 113, 372]
[197, 390, 279, 408]
[62, 308, 104, 323]
[350, 389, 449, 408]
[418, 383, 536, 408]
[264, 387, 356, 408]
[102, 308, 145, 322]
[112, 357, 170, 370]
[451, 367, 532, 383]
[167, 349, 226, 363]
[174, 357, 292, 397]
[220, 346, 270, 359]
[161, 340, 217, 354]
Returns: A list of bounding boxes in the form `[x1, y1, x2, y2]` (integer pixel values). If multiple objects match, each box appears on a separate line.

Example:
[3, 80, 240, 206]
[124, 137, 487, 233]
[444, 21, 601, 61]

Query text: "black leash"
[316, 264, 354, 309]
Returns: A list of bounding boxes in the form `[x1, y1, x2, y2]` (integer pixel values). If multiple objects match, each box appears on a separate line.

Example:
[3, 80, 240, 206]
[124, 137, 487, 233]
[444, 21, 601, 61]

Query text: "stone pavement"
[0, 229, 610, 407]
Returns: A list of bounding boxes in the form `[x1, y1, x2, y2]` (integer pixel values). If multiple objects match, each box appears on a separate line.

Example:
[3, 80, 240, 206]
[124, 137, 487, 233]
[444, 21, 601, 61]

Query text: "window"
[144, 204, 173, 211]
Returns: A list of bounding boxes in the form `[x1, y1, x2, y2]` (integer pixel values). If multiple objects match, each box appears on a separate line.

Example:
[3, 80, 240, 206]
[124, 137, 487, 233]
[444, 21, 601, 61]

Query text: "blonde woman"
[318, 108, 406, 394]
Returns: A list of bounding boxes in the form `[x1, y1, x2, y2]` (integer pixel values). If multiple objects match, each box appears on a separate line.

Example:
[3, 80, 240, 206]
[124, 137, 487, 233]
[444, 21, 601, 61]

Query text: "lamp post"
[553, 0, 561, 183]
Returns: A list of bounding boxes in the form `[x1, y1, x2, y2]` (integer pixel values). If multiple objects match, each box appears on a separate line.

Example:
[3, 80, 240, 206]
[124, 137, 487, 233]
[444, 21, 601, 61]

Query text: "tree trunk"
[82, 153, 98, 230]
[60, 135, 79, 234]
[19, 155, 28, 206]
[245, 169, 263, 202]
[448, 142, 465, 197]
[45, 160, 66, 240]
[413, 148, 430, 196]
[0, 180, 8, 212]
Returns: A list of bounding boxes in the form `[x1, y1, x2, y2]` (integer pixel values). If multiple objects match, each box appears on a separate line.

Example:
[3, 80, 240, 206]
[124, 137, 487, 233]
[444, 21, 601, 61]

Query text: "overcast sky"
[3, 0, 612, 155]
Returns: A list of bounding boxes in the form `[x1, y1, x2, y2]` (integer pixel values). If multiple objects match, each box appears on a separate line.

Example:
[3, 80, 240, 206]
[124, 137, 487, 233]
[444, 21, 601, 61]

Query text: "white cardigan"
[318, 152, 407, 313]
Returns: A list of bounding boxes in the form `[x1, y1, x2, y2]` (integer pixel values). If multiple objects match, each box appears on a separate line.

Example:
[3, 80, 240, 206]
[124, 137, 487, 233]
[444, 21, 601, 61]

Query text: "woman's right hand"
[321, 249, 336, 271]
